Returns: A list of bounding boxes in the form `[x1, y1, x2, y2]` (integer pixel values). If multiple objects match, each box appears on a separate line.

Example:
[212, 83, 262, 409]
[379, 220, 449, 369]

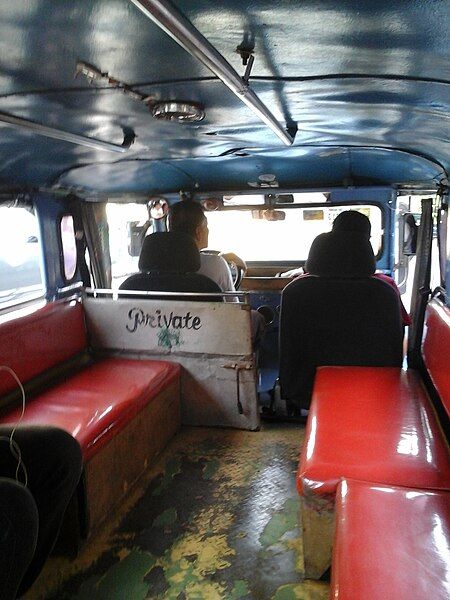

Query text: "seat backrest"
[279, 232, 403, 409]
[0, 300, 87, 397]
[119, 231, 222, 301]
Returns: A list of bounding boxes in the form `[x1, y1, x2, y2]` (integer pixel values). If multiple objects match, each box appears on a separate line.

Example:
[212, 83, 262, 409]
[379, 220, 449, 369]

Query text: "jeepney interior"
[0, 0, 449, 598]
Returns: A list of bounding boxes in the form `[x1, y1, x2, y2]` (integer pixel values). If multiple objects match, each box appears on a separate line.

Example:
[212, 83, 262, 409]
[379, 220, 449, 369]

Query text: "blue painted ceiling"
[0, 0, 449, 196]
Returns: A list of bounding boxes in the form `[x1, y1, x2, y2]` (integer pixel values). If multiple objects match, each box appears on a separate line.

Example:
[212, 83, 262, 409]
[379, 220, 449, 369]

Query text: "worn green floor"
[27, 424, 329, 600]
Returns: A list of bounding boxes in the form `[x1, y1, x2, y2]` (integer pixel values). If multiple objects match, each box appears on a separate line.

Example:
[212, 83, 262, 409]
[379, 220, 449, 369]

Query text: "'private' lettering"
[126, 308, 202, 333]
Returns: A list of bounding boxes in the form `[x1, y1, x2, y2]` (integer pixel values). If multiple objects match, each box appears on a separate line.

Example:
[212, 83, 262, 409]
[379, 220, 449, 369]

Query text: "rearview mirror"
[251, 209, 286, 221]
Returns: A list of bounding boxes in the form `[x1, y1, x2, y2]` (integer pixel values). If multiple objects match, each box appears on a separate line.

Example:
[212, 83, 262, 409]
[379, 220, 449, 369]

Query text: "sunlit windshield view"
[205, 204, 382, 262]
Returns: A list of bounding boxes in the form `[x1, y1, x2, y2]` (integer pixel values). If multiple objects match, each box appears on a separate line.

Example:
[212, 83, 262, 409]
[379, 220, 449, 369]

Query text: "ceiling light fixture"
[151, 101, 205, 123]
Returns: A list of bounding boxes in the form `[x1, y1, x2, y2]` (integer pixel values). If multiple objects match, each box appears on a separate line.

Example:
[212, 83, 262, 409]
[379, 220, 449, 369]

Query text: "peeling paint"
[28, 425, 327, 600]
[230, 579, 251, 598]
[259, 498, 299, 548]
[73, 550, 155, 600]
[272, 581, 329, 600]
[153, 457, 182, 496]
[202, 458, 220, 480]
[153, 508, 178, 528]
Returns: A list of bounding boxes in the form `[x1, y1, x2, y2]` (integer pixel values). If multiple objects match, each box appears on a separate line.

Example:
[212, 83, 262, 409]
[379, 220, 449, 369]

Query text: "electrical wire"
[0, 366, 28, 486]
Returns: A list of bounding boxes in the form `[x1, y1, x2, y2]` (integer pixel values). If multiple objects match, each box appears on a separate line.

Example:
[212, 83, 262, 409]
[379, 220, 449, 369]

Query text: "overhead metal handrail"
[0, 111, 135, 153]
[128, 0, 294, 146]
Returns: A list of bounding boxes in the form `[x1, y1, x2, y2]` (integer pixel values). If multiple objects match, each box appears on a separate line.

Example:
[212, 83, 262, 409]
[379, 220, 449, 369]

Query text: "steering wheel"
[220, 252, 247, 289]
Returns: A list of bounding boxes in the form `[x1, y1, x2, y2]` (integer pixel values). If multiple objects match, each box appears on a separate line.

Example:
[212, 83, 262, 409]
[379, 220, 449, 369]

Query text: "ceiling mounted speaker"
[151, 101, 205, 123]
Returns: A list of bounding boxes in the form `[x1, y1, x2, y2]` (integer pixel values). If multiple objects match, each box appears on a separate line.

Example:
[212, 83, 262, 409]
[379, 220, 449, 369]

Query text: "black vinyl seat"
[119, 231, 222, 301]
[279, 232, 404, 410]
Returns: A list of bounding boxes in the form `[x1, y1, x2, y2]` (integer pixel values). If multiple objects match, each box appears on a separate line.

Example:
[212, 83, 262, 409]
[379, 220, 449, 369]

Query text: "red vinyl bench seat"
[297, 365, 450, 578]
[1, 357, 180, 461]
[331, 479, 450, 600]
[296, 298, 450, 579]
[298, 366, 450, 498]
[0, 298, 182, 537]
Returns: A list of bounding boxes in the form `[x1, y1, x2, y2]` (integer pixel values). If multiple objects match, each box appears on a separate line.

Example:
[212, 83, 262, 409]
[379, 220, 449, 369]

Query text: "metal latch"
[222, 361, 253, 414]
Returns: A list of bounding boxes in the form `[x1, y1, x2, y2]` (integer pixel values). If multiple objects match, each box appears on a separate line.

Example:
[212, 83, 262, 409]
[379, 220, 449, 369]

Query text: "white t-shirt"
[199, 252, 236, 294]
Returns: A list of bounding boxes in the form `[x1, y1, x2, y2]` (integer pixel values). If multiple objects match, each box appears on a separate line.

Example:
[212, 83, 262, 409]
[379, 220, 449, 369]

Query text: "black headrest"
[306, 231, 376, 277]
[138, 231, 200, 273]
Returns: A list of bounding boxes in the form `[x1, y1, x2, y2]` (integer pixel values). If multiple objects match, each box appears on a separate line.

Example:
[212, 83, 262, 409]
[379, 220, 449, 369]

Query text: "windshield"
[205, 205, 383, 263]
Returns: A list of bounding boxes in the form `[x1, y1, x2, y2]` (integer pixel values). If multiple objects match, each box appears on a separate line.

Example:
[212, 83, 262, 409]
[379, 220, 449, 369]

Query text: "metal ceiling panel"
[57, 147, 444, 195]
[0, 0, 449, 193]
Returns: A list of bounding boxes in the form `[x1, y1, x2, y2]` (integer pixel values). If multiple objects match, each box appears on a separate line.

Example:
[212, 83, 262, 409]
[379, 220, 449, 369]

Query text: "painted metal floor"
[27, 424, 329, 600]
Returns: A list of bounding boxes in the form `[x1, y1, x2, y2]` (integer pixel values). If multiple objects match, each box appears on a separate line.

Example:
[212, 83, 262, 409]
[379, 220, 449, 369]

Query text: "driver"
[167, 200, 236, 295]
[168, 200, 265, 345]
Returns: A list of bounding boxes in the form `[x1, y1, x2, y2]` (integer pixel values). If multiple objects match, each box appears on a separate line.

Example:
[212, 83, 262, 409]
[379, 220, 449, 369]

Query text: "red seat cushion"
[298, 366, 450, 496]
[331, 479, 450, 600]
[1, 358, 180, 461]
[423, 299, 450, 419]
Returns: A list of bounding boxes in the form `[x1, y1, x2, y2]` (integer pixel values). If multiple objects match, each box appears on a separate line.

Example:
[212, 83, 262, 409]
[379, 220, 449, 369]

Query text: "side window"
[60, 215, 77, 281]
[106, 203, 153, 287]
[0, 205, 44, 308]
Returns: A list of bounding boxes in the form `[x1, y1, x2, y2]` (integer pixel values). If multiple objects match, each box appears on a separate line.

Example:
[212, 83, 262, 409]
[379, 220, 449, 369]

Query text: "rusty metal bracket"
[222, 361, 253, 414]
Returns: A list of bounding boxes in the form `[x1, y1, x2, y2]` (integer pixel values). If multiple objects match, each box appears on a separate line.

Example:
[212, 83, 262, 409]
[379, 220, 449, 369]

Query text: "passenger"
[0, 426, 82, 599]
[332, 211, 411, 326]
[168, 200, 266, 345]
[280, 223, 404, 412]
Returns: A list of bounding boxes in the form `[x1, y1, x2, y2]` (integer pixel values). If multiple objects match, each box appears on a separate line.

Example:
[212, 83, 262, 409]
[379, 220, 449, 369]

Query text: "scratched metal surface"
[27, 424, 329, 600]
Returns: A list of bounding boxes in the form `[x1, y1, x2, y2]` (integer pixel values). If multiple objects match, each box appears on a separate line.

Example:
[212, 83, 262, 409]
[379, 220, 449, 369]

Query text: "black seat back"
[119, 231, 222, 301]
[279, 232, 403, 409]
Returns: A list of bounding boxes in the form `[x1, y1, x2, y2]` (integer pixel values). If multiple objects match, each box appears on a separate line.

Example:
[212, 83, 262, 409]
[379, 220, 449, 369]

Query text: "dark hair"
[332, 210, 371, 239]
[168, 200, 205, 237]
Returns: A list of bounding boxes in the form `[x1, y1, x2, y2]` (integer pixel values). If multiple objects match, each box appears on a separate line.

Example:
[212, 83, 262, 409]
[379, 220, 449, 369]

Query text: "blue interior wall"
[34, 193, 83, 299]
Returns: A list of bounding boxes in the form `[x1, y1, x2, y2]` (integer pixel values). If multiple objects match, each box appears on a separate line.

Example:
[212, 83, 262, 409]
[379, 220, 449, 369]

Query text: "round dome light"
[151, 102, 205, 123]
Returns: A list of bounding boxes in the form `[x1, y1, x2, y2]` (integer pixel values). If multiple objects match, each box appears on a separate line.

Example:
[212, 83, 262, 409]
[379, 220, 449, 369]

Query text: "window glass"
[205, 204, 382, 262]
[106, 203, 153, 287]
[60, 215, 77, 281]
[0, 205, 44, 307]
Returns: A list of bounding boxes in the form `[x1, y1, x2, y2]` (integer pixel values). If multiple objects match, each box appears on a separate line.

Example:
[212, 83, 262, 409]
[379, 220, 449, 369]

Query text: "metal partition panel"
[84, 297, 259, 430]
